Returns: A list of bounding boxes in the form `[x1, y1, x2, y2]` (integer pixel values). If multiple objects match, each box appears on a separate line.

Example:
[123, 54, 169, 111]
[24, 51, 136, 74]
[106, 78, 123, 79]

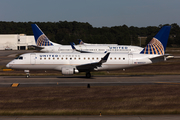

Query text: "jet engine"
[61, 67, 79, 75]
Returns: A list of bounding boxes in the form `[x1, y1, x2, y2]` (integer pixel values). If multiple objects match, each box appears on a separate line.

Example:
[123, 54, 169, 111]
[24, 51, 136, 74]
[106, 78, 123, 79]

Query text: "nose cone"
[6, 63, 10, 68]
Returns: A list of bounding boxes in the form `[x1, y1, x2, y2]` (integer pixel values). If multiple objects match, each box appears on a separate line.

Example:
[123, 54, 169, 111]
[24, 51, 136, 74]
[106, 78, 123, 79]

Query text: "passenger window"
[49, 58, 50, 60]
[79, 58, 81, 60]
[53, 58, 55, 60]
[110, 58, 112, 60]
[74, 58, 76, 60]
[123, 58, 125, 60]
[44, 58, 46, 60]
[114, 58, 116, 60]
[57, 58, 59, 60]
[40, 58, 42, 60]
[119, 58, 121, 60]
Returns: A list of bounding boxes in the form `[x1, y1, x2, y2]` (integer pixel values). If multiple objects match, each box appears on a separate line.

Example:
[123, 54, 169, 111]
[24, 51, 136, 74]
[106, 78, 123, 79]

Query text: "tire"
[26, 75, 30, 78]
[86, 72, 91, 78]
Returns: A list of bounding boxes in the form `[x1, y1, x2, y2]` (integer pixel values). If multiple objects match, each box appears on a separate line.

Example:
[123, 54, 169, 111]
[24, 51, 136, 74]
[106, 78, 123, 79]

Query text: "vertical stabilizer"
[140, 26, 171, 55]
[78, 39, 84, 45]
[31, 24, 54, 46]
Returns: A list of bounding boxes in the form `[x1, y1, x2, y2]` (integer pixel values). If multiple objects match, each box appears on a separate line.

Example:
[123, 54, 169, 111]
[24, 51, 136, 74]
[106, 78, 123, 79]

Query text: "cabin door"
[128, 54, 133, 64]
[30, 54, 36, 65]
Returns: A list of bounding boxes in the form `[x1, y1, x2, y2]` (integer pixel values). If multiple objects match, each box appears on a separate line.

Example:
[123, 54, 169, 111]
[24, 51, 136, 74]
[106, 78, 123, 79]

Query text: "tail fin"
[140, 26, 171, 55]
[31, 24, 53, 46]
[78, 39, 84, 45]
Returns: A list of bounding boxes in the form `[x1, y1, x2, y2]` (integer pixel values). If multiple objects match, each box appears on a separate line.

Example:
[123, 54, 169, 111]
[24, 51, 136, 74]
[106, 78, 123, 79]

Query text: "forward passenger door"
[30, 54, 36, 65]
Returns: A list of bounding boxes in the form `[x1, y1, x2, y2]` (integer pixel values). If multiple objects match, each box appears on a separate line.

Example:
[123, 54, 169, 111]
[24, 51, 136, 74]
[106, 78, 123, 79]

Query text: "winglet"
[31, 24, 53, 46]
[70, 42, 92, 53]
[140, 26, 171, 55]
[100, 52, 110, 63]
[70, 42, 76, 50]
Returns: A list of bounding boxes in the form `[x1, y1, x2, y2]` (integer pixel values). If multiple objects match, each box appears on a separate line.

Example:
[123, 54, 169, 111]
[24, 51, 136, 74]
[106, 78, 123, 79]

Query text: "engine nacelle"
[61, 67, 79, 75]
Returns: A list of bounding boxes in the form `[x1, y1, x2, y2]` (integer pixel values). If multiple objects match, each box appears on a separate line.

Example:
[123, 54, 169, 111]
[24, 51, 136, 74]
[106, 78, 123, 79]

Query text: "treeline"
[0, 21, 180, 47]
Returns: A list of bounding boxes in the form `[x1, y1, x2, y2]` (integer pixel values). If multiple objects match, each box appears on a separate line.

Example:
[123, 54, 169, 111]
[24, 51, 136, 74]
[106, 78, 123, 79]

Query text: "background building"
[0, 34, 35, 50]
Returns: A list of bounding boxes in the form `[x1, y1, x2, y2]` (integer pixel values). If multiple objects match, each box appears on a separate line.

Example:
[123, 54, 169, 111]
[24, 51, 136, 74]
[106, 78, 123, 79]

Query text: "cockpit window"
[19, 57, 23, 60]
[15, 56, 23, 60]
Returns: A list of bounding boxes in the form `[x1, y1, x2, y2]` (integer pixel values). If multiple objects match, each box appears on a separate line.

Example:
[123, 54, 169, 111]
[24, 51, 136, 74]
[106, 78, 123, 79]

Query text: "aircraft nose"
[6, 63, 10, 68]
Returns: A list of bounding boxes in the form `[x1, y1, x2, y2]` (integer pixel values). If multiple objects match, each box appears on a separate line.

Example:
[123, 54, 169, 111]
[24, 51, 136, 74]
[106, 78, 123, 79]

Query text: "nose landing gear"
[24, 70, 30, 78]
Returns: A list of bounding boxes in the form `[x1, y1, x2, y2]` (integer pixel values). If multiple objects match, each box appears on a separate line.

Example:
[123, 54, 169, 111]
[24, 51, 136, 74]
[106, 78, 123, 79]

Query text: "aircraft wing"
[28, 45, 44, 51]
[76, 52, 110, 71]
[70, 42, 92, 53]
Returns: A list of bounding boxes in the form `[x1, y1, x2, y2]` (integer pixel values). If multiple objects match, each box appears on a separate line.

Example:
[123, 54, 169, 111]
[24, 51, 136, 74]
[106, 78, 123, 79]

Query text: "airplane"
[6, 26, 172, 78]
[31, 24, 143, 53]
[77, 39, 118, 46]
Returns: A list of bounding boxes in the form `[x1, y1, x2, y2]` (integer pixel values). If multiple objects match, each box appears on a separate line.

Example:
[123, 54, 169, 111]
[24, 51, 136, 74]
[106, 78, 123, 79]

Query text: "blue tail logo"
[140, 26, 171, 55]
[31, 24, 53, 46]
[78, 39, 84, 45]
[36, 34, 53, 46]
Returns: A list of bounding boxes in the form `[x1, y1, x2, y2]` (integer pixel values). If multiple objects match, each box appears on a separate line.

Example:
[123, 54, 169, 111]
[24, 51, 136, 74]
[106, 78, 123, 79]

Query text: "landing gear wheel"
[24, 70, 30, 78]
[86, 72, 91, 78]
[26, 74, 30, 78]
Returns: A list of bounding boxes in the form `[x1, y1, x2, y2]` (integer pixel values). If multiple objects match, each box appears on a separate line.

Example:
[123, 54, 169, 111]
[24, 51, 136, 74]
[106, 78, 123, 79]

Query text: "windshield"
[15, 56, 23, 60]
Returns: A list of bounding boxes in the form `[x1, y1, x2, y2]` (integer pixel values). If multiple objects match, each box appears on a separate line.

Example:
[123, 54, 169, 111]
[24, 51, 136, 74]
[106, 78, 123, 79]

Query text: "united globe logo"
[140, 38, 164, 55]
[37, 34, 53, 46]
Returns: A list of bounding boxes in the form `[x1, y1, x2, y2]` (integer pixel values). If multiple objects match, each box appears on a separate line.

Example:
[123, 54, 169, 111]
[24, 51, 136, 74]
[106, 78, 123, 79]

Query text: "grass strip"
[0, 85, 180, 115]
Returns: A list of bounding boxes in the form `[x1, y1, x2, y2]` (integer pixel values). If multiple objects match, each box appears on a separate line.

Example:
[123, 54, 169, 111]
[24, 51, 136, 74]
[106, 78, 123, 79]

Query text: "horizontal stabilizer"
[28, 45, 44, 50]
[149, 54, 174, 63]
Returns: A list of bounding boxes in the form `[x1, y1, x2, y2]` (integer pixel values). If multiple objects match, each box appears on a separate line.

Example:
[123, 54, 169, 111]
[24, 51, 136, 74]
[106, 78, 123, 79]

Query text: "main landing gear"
[86, 72, 91, 78]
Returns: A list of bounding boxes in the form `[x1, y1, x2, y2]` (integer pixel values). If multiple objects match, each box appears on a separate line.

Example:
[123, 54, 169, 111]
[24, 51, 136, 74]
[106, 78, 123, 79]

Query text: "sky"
[0, 0, 179, 28]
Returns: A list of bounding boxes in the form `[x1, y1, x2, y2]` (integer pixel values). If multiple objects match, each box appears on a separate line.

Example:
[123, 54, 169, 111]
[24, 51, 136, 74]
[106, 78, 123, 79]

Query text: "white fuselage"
[6, 52, 162, 73]
[40, 45, 143, 53]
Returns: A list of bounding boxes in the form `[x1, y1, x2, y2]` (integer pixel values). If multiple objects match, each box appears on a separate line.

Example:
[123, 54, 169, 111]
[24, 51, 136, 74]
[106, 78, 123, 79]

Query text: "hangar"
[0, 34, 36, 50]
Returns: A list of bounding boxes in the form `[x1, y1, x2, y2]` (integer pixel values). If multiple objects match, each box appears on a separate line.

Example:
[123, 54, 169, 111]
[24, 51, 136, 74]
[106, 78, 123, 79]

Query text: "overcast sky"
[0, 0, 179, 27]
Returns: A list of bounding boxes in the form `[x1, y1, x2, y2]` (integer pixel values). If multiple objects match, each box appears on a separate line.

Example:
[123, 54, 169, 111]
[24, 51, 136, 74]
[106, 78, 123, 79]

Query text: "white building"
[0, 34, 36, 50]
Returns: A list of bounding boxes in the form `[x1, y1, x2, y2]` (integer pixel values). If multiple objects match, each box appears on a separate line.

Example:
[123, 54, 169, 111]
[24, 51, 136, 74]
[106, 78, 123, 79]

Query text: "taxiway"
[1, 75, 180, 87]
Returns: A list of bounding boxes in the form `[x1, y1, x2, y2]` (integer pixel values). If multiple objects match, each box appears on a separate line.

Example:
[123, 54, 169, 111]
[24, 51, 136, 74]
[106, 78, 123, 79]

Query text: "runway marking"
[3, 69, 14, 71]
[156, 82, 180, 85]
[11, 83, 19, 87]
